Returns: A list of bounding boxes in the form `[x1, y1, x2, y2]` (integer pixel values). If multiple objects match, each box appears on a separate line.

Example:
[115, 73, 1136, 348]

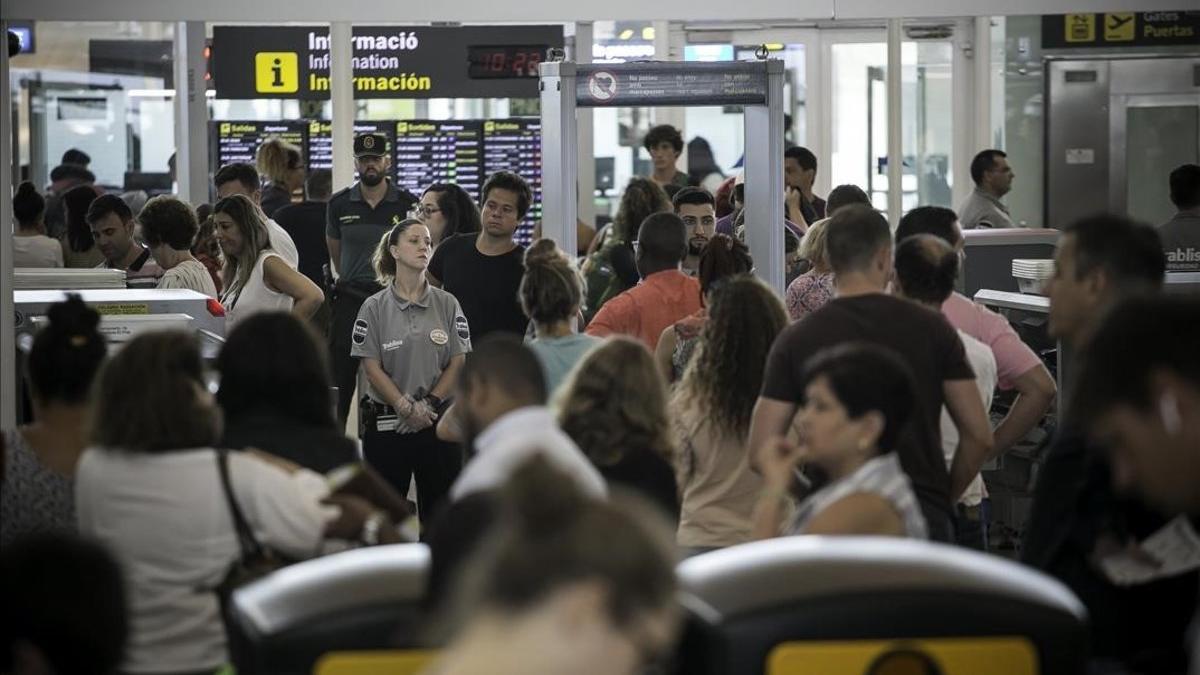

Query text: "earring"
[1160, 392, 1183, 437]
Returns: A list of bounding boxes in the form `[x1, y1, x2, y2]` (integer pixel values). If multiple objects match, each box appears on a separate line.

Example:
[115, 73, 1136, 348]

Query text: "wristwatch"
[360, 511, 387, 546]
[423, 393, 443, 410]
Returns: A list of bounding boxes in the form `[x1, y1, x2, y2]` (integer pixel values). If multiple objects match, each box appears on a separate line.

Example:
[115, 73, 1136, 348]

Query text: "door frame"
[1108, 92, 1200, 216]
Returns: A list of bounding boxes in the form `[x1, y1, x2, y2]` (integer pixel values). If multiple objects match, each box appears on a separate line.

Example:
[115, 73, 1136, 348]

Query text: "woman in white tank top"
[213, 195, 324, 330]
[752, 343, 928, 540]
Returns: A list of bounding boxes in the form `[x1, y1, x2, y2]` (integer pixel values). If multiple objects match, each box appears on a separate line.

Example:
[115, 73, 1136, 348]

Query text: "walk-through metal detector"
[539, 59, 787, 293]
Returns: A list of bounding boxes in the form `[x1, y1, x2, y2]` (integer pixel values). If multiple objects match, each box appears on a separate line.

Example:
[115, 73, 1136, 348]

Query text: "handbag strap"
[215, 448, 266, 560]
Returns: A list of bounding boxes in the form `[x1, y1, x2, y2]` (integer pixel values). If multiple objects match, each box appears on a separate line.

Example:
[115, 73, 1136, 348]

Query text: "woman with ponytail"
[654, 234, 753, 383]
[255, 137, 306, 218]
[353, 219, 471, 525]
[425, 456, 679, 675]
[2, 295, 106, 546]
[519, 239, 600, 395]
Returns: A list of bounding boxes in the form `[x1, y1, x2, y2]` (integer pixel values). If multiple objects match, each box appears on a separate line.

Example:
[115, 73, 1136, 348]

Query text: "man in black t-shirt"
[428, 171, 531, 340]
[747, 205, 993, 542]
[275, 169, 333, 289]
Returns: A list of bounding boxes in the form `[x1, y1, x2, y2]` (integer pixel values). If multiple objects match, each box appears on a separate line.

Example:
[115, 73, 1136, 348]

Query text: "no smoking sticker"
[588, 71, 618, 102]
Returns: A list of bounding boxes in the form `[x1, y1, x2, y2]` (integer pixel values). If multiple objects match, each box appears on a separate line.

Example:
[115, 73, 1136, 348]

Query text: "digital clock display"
[467, 45, 548, 79]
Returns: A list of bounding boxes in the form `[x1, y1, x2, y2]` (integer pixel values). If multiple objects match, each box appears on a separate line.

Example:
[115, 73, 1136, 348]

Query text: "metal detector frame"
[539, 58, 787, 293]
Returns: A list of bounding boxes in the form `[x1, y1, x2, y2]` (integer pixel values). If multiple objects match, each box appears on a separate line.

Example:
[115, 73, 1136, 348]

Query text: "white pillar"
[2, 20, 15, 428]
[974, 17, 993, 151]
[330, 22, 355, 193]
[173, 21, 209, 205]
[573, 22, 596, 244]
[951, 18, 974, 210]
[886, 19, 904, 228]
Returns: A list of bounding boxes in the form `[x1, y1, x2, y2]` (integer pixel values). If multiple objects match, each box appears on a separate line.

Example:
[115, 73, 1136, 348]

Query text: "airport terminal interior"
[1, 1, 1199, 673]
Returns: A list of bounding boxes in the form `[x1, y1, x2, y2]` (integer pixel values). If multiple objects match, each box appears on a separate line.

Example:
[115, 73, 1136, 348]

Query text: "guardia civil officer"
[327, 132, 418, 425]
[352, 218, 471, 527]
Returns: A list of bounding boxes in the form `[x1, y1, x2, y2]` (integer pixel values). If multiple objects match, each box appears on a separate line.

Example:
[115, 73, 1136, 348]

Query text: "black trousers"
[329, 281, 380, 425]
[361, 424, 463, 530]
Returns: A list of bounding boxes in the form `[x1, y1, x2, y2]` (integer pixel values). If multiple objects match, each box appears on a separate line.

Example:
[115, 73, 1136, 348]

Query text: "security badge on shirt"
[351, 318, 450, 350]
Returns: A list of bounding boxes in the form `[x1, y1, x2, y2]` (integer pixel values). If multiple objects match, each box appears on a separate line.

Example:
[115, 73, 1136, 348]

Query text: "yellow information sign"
[255, 52, 299, 94]
[1066, 14, 1096, 43]
[95, 303, 150, 316]
[1104, 13, 1136, 42]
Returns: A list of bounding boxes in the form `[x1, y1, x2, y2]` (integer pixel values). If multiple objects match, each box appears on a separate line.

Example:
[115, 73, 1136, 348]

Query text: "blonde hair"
[558, 337, 674, 467]
[372, 219, 424, 285]
[256, 137, 303, 185]
[214, 194, 272, 300]
[799, 217, 833, 273]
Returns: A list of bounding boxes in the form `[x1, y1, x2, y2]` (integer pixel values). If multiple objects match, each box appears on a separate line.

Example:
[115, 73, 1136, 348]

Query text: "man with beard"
[326, 132, 418, 425]
[428, 171, 531, 340]
[672, 187, 717, 275]
[448, 334, 605, 501]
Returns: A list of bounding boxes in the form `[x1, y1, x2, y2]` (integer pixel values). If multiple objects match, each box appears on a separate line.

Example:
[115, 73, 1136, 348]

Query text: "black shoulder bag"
[213, 449, 285, 643]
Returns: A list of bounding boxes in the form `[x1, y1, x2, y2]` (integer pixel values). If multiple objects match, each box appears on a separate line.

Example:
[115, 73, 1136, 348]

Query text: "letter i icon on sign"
[255, 52, 299, 93]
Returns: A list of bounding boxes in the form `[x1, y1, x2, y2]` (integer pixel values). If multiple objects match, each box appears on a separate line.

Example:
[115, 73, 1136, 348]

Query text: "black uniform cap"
[354, 133, 388, 158]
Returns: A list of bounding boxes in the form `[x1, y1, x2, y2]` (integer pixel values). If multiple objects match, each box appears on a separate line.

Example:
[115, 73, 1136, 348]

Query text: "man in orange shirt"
[586, 212, 701, 350]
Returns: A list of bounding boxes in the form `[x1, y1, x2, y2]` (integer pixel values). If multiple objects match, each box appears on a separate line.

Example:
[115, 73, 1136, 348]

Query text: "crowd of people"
[3, 129, 1200, 675]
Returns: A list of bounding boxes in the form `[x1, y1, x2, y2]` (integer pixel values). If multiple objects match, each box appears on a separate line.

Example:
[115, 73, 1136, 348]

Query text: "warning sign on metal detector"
[575, 61, 769, 108]
[587, 70, 618, 102]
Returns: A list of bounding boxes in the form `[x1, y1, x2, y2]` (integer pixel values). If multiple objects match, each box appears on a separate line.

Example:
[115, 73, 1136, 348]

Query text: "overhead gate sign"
[212, 25, 563, 99]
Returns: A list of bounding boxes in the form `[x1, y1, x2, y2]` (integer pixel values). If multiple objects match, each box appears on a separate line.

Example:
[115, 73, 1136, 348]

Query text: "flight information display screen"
[211, 121, 307, 169]
[393, 120, 484, 197]
[482, 119, 542, 245]
[210, 119, 541, 242]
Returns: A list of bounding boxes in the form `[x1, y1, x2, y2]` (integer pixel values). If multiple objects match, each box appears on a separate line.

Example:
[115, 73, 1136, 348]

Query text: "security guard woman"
[351, 218, 470, 525]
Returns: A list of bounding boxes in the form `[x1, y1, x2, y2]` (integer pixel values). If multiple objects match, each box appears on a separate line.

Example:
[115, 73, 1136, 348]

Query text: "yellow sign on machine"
[767, 636, 1038, 675]
[1065, 14, 1096, 43]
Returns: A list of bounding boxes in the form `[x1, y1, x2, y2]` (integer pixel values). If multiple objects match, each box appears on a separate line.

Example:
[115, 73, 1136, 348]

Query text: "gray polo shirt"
[957, 188, 1014, 229]
[351, 283, 471, 404]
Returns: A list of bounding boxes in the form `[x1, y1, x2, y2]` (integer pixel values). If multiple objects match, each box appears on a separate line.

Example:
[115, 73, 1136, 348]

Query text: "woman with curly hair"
[669, 275, 788, 552]
[581, 177, 671, 320]
[557, 337, 678, 521]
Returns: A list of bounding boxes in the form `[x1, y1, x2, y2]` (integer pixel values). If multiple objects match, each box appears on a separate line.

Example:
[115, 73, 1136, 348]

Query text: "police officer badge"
[352, 319, 369, 345]
[454, 315, 470, 340]
[430, 329, 449, 346]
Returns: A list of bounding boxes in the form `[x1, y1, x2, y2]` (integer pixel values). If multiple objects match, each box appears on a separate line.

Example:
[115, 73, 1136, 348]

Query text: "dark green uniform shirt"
[326, 181, 417, 284]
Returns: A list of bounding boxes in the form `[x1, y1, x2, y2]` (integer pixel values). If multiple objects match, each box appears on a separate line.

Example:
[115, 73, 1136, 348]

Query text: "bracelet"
[360, 511, 386, 546]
